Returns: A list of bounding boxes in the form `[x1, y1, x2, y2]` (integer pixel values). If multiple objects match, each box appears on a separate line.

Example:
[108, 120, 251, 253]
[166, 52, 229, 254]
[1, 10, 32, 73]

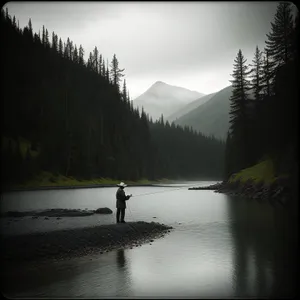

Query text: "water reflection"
[1, 184, 297, 298]
[227, 194, 297, 298]
[117, 249, 126, 269]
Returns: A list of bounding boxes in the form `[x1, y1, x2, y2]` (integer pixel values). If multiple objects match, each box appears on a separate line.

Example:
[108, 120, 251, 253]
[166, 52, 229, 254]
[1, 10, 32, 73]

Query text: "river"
[0, 181, 297, 298]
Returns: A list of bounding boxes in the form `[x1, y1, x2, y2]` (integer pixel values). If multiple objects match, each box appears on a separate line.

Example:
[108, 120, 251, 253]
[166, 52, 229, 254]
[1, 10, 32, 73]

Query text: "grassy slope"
[228, 158, 280, 185]
[15, 171, 169, 188]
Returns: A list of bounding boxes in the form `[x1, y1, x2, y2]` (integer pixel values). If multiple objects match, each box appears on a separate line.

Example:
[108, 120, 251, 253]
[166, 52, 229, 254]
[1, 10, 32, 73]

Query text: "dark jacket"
[116, 187, 130, 209]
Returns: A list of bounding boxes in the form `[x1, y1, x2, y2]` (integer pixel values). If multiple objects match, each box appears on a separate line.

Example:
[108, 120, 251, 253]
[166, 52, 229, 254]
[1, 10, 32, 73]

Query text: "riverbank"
[214, 159, 292, 206]
[190, 160, 292, 206]
[1, 221, 173, 266]
[2, 171, 172, 192]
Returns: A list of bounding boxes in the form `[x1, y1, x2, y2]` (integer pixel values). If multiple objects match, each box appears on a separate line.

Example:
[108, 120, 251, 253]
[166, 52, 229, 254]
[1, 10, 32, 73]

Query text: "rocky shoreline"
[214, 177, 291, 206]
[1, 221, 173, 265]
[188, 183, 222, 190]
[189, 177, 291, 206]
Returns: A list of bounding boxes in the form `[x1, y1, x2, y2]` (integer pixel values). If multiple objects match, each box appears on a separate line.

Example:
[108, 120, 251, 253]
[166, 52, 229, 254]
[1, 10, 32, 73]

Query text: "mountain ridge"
[133, 81, 205, 121]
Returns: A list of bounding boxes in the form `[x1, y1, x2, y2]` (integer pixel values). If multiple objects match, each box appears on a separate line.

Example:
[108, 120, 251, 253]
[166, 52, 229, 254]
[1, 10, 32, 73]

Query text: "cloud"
[5, 1, 281, 98]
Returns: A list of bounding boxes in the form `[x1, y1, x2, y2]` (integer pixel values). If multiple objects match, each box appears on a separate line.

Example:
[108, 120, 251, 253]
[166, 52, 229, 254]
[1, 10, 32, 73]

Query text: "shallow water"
[0, 181, 297, 298]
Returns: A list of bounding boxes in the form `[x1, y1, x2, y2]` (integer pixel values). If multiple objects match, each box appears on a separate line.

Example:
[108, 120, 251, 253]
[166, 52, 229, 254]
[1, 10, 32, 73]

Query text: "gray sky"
[4, 1, 297, 98]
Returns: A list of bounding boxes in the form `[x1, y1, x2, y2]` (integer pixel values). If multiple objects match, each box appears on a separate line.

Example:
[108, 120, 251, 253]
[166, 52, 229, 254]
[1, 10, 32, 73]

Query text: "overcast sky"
[4, 1, 297, 98]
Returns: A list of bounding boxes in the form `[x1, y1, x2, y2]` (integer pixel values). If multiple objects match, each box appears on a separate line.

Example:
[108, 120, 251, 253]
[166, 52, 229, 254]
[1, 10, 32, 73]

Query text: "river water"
[0, 181, 297, 298]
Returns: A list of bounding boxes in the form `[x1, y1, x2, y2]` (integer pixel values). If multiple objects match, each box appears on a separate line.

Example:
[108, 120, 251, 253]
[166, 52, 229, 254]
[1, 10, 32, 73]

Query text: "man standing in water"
[116, 182, 132, 223]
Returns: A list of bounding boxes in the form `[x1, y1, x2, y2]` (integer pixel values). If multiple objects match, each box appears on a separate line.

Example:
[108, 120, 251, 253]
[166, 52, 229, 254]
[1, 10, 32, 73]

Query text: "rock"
[95, 207, 113, 214]
[56, 217, 61, 220]
[45, 217, 49, 220]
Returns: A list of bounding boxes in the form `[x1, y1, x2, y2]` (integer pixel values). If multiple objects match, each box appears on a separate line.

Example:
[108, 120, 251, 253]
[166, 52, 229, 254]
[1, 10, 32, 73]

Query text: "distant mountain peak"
[133, 81, 205, 121]
[154, 81, 165, 85]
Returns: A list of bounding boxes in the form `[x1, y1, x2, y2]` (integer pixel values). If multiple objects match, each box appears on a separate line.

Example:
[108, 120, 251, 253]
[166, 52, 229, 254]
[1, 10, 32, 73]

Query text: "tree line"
[1, 8, 225, 187]
[225, 2, 298, 180]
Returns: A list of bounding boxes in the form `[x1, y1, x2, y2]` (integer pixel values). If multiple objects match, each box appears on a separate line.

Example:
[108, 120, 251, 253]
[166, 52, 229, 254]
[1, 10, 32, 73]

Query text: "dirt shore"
[1, 221, 173, 266]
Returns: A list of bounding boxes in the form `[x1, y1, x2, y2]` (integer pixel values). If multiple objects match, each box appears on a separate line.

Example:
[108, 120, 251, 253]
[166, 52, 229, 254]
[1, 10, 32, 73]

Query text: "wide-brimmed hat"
[117, 182, 127, 187]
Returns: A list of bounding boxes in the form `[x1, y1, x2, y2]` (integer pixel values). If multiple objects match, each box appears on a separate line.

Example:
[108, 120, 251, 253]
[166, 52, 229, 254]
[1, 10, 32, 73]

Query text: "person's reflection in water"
[115, 249, 131, 297]
[117, 249, 126, 269]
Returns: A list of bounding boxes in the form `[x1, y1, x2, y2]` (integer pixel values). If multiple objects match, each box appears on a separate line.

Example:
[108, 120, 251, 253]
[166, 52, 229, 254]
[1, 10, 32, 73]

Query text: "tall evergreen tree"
[42, 25, 45, 45]
[228, 49, 251, 169]
[261, 50, 274, 97]
[79, 44, 84, 65]
[265, 2, 294, 68]
[122, 79, 127, 101]
[110, 54, 124, 88]
[12, 15, 16, 27]
[28, 18, 33, 36]
[73, 45, 79, 63]
[51, 32, 58, 51]
[229, 49, 251, 134]
[105, 59, 110, 82]
[63, 41, 68, 58]
[99, 54, 102, 75]
[249, 46, 264, 101]
[58, 38, 63, 56]
[92, 46, 99, 73]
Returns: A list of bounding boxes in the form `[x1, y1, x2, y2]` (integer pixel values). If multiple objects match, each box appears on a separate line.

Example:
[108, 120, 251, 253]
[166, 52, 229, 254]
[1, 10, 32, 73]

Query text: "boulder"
[95, 207, 113, 214]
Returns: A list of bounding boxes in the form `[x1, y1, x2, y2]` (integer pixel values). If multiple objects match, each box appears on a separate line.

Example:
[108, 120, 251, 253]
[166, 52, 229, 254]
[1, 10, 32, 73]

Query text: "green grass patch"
[228, 158, 277, 185]
[12, 172, 169, 189]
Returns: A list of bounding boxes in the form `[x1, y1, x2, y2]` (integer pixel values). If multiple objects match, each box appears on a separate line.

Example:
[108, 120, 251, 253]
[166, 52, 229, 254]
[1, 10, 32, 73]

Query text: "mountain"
[174, 85, 233, 140]
[132, 81, 205, 121]
[167, 92, 216, 123]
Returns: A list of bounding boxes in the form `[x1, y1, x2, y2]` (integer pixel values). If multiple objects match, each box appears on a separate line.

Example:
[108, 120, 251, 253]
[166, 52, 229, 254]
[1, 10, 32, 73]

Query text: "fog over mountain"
[167, 92, 217, 123]
[174, 86, 233, 140]
[133, 81, 205, 121]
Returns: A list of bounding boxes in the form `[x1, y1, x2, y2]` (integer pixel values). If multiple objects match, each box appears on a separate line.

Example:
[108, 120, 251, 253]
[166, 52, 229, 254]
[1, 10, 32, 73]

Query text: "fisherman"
[116, 182, 132, 223]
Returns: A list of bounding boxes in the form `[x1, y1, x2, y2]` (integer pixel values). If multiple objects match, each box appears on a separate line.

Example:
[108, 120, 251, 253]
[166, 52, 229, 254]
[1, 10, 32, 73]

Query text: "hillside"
[174, 86, 233, 140]
[133, 81, 205, 121]
[167, 92, 216, 123]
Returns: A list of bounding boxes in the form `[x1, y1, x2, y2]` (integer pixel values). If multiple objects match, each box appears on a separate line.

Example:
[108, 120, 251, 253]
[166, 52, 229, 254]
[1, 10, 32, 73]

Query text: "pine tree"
[87, 52, 93, 70]
[73, 45, 79, 63]
[261, 50, 275, 97]
[92, 46, 99, 73]
[265, 2, 294, 67]
[105, 59, 110, 82]
[79, 45, 84, 65]
[42, 25, 45, 44]
[122, 79, 127, 101]
[99, 54, 102, 75]
[63, 42, 68, 58]
[110, 54, 124, 88]
[51, 32, 58, 51]
[229, 49, 251, 169]
[229, 49, 251, 134]
[249, 46, 264, 101]
[68, 39, 74, 60]
[28, 18, 33, 36]
[102, 59, 106, 76]
[12, 15, 16, 27]
[58, 38, 63, 56]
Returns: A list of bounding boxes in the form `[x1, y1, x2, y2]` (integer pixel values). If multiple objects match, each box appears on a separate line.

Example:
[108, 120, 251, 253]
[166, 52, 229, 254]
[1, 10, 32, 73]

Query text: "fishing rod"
[130, 184, 196, 198]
